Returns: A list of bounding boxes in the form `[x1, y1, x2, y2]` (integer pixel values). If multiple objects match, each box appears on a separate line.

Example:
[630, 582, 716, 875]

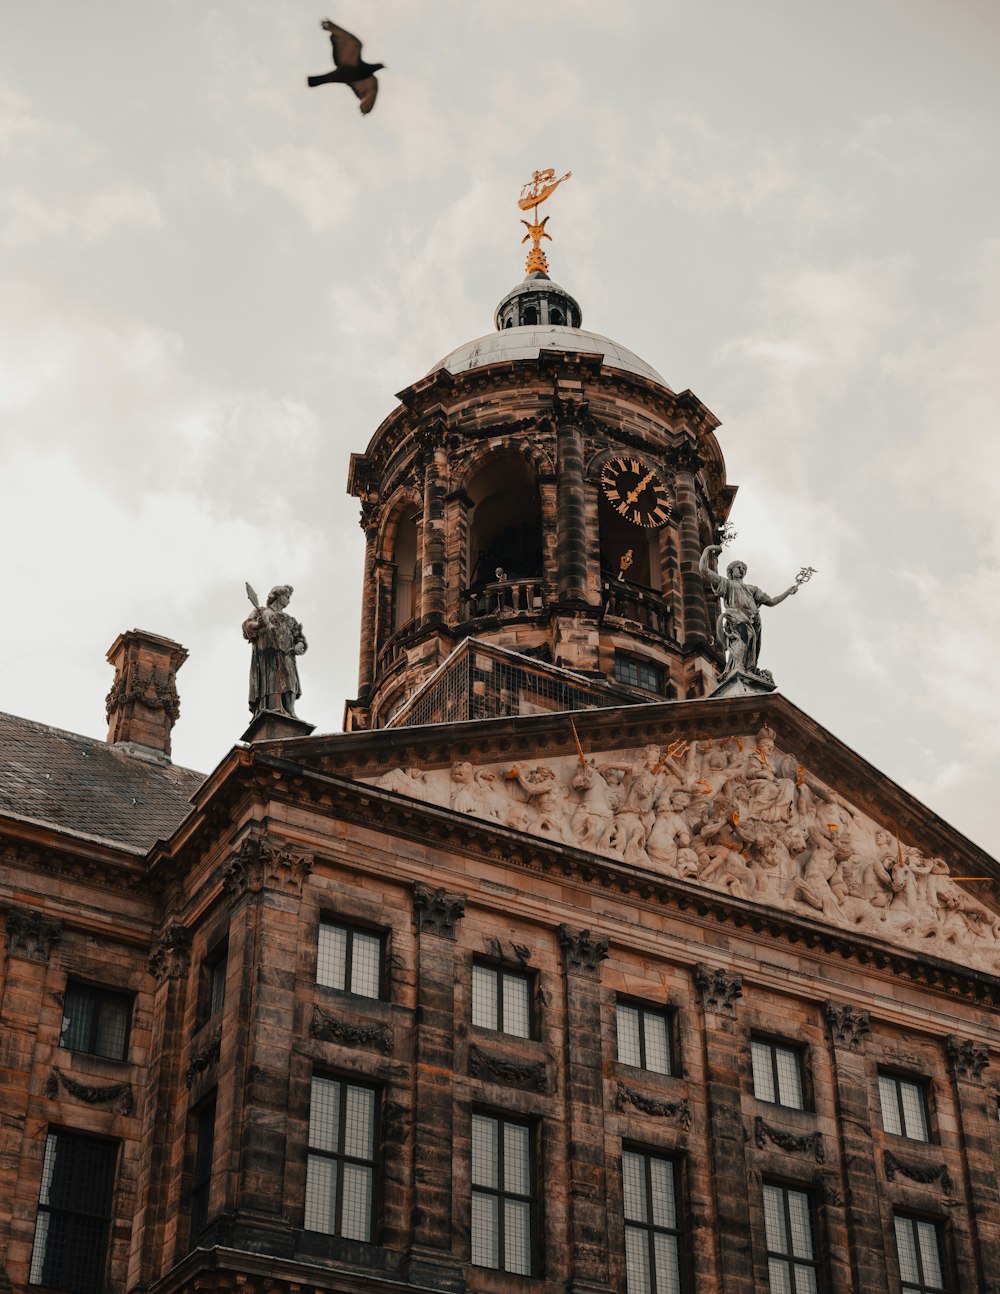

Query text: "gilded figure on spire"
[518, 167, 571, 276]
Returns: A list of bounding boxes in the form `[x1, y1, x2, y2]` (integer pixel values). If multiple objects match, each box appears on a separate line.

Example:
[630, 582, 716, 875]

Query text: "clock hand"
[625, 469, 656, 506]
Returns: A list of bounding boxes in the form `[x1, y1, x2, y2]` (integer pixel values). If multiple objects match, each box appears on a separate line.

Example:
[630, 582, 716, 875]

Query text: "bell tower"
[346, 173, 737, 729]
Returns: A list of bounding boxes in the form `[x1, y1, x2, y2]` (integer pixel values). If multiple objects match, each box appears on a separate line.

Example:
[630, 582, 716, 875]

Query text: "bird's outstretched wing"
[321, 19, 363, 68]
[351, 76, 378, 114]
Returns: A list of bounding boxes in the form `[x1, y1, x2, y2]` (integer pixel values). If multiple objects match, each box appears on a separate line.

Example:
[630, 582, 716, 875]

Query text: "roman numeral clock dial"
[600, 455, 673, 528]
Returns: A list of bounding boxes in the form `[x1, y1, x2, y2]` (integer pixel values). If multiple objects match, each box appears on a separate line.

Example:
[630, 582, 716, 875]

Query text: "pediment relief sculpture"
[367, 726, 1000, 973]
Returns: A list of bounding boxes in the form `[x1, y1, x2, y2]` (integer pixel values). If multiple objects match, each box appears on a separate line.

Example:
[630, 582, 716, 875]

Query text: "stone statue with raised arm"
[699, 545, 809, 686]
[242, 583, 308, 718]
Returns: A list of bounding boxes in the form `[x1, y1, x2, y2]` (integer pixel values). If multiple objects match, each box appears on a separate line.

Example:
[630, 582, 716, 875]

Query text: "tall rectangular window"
[894, 1214, 949, 1293]
[189, 1092, 217, 1245]
[879, 1072, 931, 1142]
[59, 983, 131, 1062]
[622, 1149, 683, 1294]
[751, 1038, 805, 1110]
[762, 1182, 821, 1293]
[304, 1076, 378, 1242]
[617, 1002, 672, 1076]
[29, 1130, 118, 1294]
[317, 921, 383, 999]
[471, 1113, 535, 1275]
[471, 963, 532, 1038]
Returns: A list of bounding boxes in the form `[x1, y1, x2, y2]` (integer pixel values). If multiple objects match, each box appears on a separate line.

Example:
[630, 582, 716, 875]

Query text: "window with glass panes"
[471, 963, 532, 1038]
[613, 654, 664, 695]
[878, 1072, 930, 1141]
[762, 1182, 821, 1293]
[622, 1149, 683, 1294]
[59, 982, 131, 1062]
[471, 1113, 535, 1275]
[188, 1092, 217, 1245]
[617, 1002, 673, 1075]
[304, 1076, 379, 1242]
[894, 1214, 949, 1293]
[751, 1037, 805, 1110]
[29, 1129, 118, 1294]
[317, 921, 383, 998]
[203, 942, 227, 1022]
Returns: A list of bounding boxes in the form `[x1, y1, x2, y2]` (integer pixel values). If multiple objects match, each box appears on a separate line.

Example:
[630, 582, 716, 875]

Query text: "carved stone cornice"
[468, 1043, 549, 1092]
[185, 1035, 222, 1086]
[148, 923, 191, 981]
[883, 1149, 952, 1193]
[693, 963, 742, 1014]
[945, 1035, 990, 1082]
[45, 1067, 134, 1115]
[310, 1005, 393, 1054]
[754, 1116, 824, 1163]
[4, 907, 61, 962]
[413, 883, 466, 939]
[558, 924, 609, 977]
[221, 833, 314, 899]
[825, 1002, 870, 1052]
[616, 1082, 691, 1128]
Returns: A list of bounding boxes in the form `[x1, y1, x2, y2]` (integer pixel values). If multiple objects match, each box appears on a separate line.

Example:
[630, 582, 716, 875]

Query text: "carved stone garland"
[45, 1067, 134, 1115]
[616, 1082, 691, 1128]
[754, 1116, 825, 1163]
[883, 1149, 952, 1193]
[468, 1043, 549, 1093]
[310, 1006, 393, 1055]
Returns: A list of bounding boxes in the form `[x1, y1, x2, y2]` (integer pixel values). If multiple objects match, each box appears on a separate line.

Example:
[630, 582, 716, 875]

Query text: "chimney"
[105, 630, 188, 760]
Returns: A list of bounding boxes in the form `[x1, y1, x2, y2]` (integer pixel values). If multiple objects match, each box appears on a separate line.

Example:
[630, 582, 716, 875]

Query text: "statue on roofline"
[242, 583, 308, 718]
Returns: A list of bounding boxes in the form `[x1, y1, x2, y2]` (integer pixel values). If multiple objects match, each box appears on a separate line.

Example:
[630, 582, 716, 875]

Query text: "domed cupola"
[346, 170, 735, 730]
[494, 272, 582, 330]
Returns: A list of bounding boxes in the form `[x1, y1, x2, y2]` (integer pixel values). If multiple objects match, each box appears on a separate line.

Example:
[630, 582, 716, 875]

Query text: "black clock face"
[600, 455, 673, 528]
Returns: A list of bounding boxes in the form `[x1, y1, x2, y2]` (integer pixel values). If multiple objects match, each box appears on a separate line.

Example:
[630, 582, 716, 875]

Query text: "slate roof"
[0, 712, 204, 854]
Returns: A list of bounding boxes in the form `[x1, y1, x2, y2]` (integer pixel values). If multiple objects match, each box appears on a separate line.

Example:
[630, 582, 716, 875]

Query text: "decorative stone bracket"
[148, 923, 191, 981]
[945, 1035, 989, 1081]
[468, 1043, 550, 1093]
[310, 1005, 393, 1054]
[45, 1067, 133, 1115]
[413, 883, 466, 939]
[185, 1035, 222, 1087]
[754, 1116, 825, 1163]
[222, 833, 314, 899]
[825, 1001, 870, 1052]
[4, 907, 62, 962]
[616, 1082, 691, 1128]
[693, 963, 742, 1014]
[559, 924, 609, 977]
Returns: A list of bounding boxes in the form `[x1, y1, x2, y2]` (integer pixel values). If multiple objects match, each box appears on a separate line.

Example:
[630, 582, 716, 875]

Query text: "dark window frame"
[188, 1090, 217, 1246]
[878, 1069, 932, 1143]
[616, 998, 675, 1076]
[316, 918, 387, 1000]
[59, 980, 132, 1062]
[613, 653, 664, 696]
[199, 940, 228, 1027]
[893, 1211, 951, 1293]
[471, 959, 535, 1040]
[622, 1145, 686, 1294]
[470, 1110, 539, 1276]
[29, 1127, 119, 1294]
[750, 1034, 808, 1111]
[304, 1073, 382, 1243]
[762, 1178, 823, 1292]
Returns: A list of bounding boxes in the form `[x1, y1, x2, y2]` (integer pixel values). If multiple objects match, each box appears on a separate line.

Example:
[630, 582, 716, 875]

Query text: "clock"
[599, 455, 673, 528]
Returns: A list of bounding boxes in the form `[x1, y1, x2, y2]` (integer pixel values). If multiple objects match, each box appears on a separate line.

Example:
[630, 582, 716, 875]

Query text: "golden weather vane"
[518, 167, 572, 275]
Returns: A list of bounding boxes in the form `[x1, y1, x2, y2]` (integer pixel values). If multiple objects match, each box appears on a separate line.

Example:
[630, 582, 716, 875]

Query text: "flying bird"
[307, 18, 383, 114]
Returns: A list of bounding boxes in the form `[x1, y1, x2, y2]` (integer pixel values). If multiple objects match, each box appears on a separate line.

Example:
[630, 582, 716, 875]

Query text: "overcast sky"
[2, 1, 999, 856]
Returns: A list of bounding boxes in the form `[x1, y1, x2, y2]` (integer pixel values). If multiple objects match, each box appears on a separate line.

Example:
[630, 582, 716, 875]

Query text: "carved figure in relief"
[570, 762, 620, 848]
[242, 584, 307, 718]
[509, 765, 568, 840]
[696, 798, 758, 899]
[376, 766, 447, 806]
[699, 545, 800, 679]
[743, 727, 797, 823]
[785, 828, 848, 918]
[450, 761, 480, 815]
[647, 789, 698, 877]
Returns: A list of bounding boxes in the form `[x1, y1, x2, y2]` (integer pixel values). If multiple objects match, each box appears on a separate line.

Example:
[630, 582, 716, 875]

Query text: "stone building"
[2, 257, 1000, 1294]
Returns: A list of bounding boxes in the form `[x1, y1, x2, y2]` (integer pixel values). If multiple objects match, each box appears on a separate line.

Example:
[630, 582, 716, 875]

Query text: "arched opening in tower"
[466, 455, 543, 592]
[391, 505, 421, 631]
[598, 493, 661, 591]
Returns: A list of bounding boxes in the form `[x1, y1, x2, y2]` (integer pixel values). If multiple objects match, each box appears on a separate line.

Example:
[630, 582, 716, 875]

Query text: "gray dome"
[432, 325, 668, 386]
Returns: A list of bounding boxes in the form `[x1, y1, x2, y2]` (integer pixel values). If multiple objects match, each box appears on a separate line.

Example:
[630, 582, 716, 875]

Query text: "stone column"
[671, 446, 711, 646]
[420, 435, 449, 628]
[556, 417, 590, 606]
[946, 1035, 1000, 1292]
[131, 923, 190, 1287]
[823, 1002, 890, 1291]
[559, 925, 613, 1294]
[372, 557, 395, 671]
[356, 515, 379, 701]
[408, 883, 467, 1292]
[694, 963, 753, 1294]
[0, 909, 61, 1285]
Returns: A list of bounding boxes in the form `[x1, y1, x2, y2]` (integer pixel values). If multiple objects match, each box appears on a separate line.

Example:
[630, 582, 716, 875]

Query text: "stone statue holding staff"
[242, 583, 308, 718]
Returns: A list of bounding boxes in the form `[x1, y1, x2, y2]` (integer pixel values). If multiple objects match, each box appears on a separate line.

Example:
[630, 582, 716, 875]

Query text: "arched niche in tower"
[597, 491, 662, 592]
[379, 500, 422, 634]
[466, 453, 543, 591]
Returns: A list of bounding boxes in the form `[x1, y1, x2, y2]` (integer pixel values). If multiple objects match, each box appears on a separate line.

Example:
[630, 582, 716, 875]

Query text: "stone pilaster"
[946, 1035, 1000, 1292]
[558, 925, 612, 1294]
[408, 884, 467, 1291]
[823, 1002, 889, 1292]
[420, 439, 449, 627]
[671, 448, 711, 647]
[356, 522, 378, 700]
[694, 963, 752, 1294]
[556, 418, 590, 605]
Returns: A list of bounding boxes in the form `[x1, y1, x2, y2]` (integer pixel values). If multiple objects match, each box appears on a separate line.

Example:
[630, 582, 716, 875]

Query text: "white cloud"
[2, 182, 163, 246]
[250, 144, 359, 230]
